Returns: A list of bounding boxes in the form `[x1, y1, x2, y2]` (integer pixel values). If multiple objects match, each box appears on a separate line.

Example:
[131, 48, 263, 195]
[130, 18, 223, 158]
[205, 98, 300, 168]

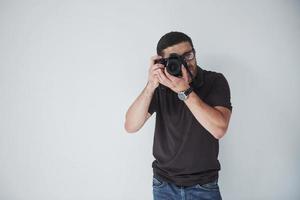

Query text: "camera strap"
[183, 63, 195, 84]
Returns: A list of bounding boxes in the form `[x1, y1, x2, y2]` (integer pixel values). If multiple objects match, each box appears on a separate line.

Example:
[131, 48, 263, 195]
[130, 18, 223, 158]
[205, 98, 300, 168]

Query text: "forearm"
[184, 92, 228, 139]
[124, 82, 155, 133]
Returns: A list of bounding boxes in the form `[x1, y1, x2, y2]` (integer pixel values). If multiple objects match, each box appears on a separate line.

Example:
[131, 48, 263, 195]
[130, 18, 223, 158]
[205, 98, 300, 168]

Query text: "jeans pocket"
[152, 176, 165, 188]
[196, 180, 219, 191]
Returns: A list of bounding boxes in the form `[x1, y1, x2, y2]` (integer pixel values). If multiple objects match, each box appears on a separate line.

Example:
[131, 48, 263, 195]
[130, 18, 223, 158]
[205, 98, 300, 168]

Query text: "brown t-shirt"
[148, 66, 232, 187]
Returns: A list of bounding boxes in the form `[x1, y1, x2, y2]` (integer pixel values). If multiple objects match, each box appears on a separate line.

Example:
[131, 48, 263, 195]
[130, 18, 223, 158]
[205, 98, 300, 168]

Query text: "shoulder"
[202, 69, 228, 85]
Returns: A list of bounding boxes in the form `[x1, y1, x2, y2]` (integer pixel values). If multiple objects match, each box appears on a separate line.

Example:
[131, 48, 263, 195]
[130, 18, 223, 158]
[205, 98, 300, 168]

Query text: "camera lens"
[166, 54, 183, 77]
[167, 60, 181, 77]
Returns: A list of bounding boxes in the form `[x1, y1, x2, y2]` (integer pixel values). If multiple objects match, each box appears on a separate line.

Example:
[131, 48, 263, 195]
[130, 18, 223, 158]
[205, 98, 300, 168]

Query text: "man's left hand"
[157, 65, 191, 93]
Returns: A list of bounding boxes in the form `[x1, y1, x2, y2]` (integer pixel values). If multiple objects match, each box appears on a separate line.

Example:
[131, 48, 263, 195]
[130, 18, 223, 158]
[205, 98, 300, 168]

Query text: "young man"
[124, 31, 232, 200]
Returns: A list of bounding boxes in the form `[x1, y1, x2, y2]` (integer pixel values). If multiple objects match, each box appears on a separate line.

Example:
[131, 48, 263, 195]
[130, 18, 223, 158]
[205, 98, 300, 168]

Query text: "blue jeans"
[152, 176, 222, 200]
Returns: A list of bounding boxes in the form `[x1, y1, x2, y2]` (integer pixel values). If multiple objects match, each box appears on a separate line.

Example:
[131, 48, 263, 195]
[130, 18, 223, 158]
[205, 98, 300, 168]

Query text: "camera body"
[154, 53, 188, 77]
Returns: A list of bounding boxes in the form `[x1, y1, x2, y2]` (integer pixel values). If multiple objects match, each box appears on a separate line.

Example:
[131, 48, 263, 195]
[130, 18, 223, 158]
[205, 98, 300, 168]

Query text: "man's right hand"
[147, 55, 164, 90]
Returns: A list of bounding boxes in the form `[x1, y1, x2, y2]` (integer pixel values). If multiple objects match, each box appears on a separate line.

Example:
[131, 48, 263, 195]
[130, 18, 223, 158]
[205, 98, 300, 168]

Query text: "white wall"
[0, 0, 299, 199]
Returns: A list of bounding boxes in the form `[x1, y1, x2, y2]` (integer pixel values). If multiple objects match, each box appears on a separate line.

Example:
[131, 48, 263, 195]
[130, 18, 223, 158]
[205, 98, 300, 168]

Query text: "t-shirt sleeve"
[148, 88, 158, 115]
[206, 73, 232, 111]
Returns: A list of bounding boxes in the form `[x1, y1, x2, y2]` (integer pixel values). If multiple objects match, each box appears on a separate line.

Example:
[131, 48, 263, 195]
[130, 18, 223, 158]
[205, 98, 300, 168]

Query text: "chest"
[156, 84, 214, 120]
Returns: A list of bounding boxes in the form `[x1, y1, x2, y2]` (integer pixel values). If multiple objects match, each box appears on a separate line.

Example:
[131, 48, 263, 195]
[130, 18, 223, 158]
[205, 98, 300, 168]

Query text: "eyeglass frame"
[163, 49, 196, 61]
[181, 48, 196, 62]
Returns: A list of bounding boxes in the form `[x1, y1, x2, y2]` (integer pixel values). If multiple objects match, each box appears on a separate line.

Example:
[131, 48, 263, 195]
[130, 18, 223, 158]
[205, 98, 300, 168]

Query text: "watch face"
[178, 92, 187, 101]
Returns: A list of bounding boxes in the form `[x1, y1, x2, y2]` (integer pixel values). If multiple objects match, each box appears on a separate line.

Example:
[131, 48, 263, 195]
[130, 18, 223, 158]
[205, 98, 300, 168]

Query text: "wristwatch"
[178, 87, 193, 101]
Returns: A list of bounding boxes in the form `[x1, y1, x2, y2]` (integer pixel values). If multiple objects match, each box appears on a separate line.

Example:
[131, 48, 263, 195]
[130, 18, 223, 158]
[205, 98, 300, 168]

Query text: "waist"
[152, 162, 219, 187]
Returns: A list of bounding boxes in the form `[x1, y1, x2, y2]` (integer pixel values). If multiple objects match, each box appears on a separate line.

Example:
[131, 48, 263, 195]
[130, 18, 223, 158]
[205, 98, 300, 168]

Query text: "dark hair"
[156, 31, 194, 56]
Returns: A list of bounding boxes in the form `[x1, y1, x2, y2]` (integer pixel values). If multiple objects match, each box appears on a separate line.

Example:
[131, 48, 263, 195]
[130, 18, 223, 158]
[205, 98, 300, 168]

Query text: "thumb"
[181, 65, 189, 82]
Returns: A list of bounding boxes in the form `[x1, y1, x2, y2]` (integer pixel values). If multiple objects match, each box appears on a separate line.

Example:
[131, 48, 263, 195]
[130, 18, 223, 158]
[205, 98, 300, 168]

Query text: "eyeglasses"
[163, 49, 196, 62]
[182, 49, 195, 62]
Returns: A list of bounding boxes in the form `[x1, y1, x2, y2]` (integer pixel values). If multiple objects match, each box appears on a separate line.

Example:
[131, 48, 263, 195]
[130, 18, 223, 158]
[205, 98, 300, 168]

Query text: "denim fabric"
[152, 176, 222, 200]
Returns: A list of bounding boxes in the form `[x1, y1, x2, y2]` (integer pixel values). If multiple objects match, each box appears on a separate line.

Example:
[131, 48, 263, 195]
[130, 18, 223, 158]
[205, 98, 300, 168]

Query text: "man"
[124, 31, 232, 200]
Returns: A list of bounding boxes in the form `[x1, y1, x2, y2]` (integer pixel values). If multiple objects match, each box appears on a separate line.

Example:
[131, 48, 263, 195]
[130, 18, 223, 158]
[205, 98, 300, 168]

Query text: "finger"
[157, 73, 167, 87]
[150, 55, 162, 65]
[153, 68, 165, 78]
[158, 69, 172, 85]
[150, 65, 164, 77]
[164, 68, 181, 82]
[157, 74, 163, 84]
[164, 68, 176, 81]
[153, 74, 159, 81]
[152, 70, 160, 77]
[157, 70, 166, 84]
[157, 71, 173, 89]
[181, 65, 189, 82]
[152, 64, 164, 71]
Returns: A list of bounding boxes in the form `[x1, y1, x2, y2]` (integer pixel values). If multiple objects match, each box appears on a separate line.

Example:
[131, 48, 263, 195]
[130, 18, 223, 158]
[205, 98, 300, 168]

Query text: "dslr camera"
[154, 53, 188, 77]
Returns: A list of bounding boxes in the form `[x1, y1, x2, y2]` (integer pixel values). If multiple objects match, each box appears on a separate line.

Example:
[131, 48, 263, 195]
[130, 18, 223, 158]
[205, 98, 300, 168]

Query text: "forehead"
[162, 41, 193, 57]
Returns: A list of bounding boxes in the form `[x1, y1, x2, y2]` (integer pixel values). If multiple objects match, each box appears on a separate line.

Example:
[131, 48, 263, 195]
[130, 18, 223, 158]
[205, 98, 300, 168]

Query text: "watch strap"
[184, 87, 193, 96]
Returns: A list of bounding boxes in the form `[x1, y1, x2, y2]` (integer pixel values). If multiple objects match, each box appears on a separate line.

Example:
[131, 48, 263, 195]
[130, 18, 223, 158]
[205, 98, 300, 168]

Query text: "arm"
[156, 66, 232, 139]
[124, 82, 155, 133]
[184, 92, 231, 139]
[124, 55, 164, 133]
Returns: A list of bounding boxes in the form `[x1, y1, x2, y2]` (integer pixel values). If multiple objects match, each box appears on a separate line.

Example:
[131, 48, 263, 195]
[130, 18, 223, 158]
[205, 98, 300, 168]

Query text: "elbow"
[124, 122, 139, 133]
[124, 112, 139, 133]
[213, 126, 228, 139]
[212, 118, 230, 139]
